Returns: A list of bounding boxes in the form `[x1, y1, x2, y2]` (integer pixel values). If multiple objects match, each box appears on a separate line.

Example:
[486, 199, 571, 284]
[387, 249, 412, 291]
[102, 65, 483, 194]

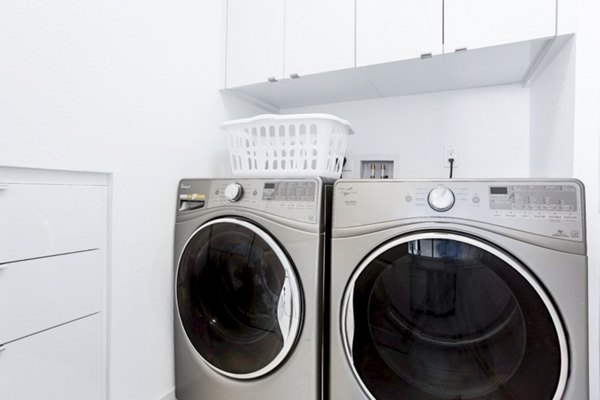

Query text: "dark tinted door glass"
[177, 220, 296, 376]
[348, 236, 563, 399]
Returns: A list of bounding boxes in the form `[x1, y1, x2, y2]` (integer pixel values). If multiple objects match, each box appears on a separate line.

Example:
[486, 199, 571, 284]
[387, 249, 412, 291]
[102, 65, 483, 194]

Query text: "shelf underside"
[225, 35, 573, 111]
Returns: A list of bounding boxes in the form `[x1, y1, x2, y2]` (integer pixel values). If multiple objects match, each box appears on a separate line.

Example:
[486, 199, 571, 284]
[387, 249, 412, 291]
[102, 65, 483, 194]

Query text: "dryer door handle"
[343, 283, 356, 357]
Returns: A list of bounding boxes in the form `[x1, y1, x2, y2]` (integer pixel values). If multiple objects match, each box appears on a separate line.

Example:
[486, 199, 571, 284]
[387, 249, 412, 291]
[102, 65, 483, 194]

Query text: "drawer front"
[0, 250, 102, 344]
[0, 183, 107, 264]
[0, 314, 102, 400]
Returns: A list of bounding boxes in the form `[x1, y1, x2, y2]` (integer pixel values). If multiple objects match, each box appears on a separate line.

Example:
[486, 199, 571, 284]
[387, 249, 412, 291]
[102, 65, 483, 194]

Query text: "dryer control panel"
[333, 179, 585, 245]
[488, 184, 577, 213]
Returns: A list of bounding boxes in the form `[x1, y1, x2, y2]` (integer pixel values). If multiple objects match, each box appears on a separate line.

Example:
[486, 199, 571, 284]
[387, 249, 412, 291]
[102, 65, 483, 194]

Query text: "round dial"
[428, 185, 455, 212]
[224, 183, 244, 202]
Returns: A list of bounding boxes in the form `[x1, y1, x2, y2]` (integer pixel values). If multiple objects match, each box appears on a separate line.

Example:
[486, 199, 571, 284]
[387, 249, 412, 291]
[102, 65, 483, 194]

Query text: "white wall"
[0, 1, 264, 399]
[529, 2, 600, 396]
[530, 38, 576, 176]
[573, 0, 600, 397]
[283, 84, 530, 179]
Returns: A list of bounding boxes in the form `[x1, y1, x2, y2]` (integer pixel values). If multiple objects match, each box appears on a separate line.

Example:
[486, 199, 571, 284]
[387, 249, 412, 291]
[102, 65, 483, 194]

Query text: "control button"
[472, 196, 480, 204]
[252, 190, 258, 196]
[224, 183, 244, 202]
[428, 185, 455, 212]
[405, 195, 413, 202]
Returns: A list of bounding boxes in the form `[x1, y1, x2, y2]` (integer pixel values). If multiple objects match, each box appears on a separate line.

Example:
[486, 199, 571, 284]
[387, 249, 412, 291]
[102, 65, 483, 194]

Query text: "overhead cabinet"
[356, 0, 443, 66]
[285, 0, 354, 77]
[225, 0, 284, 87]
[444, 0, 557, 52]
[225, 0, 354, 88]
[224, 0, 562, 109]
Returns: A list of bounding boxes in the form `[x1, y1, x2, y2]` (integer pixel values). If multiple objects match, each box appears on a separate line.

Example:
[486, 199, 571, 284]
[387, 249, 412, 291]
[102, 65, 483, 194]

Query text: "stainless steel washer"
[174, 178, 332, 400]
[330, 179, 587, 399]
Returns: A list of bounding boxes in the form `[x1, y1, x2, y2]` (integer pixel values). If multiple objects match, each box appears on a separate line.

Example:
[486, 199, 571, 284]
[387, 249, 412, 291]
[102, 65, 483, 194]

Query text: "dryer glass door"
[176, 218, 302, 379]
[342, 232, 567, 400]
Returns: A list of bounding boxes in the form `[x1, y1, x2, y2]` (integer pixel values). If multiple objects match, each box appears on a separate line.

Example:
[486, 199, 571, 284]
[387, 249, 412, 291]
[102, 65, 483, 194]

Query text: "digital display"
[490, 187, 508, 195]
[264, 183, 276, 189]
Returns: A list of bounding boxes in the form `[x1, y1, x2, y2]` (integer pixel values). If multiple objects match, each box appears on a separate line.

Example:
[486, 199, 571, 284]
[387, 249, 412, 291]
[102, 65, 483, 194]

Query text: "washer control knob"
[224, 183, 244, 202]
[428, 185, 455, 212]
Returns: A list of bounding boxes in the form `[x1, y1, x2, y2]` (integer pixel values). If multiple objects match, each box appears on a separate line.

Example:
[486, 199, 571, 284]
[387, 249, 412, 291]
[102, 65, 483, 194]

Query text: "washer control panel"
[224, 183, 244, 202]
[176, 179, 321, 224]
[261, 181, 316, 202]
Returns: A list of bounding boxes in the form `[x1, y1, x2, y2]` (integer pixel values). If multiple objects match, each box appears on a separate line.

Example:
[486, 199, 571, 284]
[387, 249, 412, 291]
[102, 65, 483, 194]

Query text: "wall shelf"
[223, 34, 573, 112]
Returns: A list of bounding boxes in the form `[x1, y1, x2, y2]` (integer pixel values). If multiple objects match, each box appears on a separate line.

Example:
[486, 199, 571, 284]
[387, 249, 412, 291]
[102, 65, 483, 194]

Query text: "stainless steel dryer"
[174, 178, 332, 400]
[330, 179, 587, 400]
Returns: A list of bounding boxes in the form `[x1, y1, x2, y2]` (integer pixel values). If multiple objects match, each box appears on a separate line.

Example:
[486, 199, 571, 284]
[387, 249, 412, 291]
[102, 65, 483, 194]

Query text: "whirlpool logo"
[337, 186, 357, 196]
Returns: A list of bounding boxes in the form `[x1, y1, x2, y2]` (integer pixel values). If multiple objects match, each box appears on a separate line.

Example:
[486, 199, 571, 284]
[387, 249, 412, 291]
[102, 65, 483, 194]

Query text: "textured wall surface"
[0, 1, 264, 399]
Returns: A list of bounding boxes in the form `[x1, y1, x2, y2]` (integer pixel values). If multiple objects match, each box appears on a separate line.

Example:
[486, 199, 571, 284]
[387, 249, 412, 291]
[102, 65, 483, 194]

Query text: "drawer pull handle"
[0, 345, 6, 353]
[0, 264, 8, 271]
[0, 185, 8, 190]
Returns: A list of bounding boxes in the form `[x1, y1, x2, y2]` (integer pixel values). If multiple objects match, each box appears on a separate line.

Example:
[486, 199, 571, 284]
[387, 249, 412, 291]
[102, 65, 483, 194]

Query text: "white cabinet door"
[284, 0, 355, 77]
[0, 250, 102, 344]
[226, 0, 284, 87]
[0, 183, 107, 264]
[444, 0, 556, 52]
[0, 315, 102, 400]
[356, 0, 443, 67]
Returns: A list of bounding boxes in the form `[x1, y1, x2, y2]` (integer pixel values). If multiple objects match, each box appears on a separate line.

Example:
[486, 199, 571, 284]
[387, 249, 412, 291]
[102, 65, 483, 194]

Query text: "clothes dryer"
[174, 178, 332, 400]
[330, 179, 587, 399]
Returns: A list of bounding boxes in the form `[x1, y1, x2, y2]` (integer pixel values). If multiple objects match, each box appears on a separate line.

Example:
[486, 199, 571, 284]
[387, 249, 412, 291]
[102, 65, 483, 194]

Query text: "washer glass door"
[342, 232, 567, 400]
[177, 217, 302, 379]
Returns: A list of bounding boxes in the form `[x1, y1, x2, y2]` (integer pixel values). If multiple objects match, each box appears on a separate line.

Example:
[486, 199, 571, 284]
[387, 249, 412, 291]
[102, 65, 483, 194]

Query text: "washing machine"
[174, 177, 332, 400]
[330, 179, 587, 399]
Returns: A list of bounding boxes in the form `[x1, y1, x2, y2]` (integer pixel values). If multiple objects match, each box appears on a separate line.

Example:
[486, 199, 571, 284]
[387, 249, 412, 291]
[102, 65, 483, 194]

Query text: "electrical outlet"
[444, 146, 458, 167]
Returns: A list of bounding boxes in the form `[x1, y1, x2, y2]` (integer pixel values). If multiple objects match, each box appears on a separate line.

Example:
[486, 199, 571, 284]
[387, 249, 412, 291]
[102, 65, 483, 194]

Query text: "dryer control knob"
[428, 185, 455, 212]
[224, 183, 244, 202]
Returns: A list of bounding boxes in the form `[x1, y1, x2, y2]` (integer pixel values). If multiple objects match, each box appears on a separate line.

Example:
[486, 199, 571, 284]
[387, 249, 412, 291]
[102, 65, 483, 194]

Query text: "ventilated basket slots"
[225, 114, 352, 178]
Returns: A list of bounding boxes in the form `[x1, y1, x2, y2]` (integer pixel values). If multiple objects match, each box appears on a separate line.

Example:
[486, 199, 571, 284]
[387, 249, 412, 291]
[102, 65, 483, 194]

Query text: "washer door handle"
[277, 274, 294, 342]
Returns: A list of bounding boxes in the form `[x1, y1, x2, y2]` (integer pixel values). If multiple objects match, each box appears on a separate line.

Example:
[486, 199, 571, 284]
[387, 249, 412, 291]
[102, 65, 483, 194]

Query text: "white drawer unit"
[0, 314, 103, 400]
[0, 167, 108, 400]
[0, 182, 107, 264]
[0, 250, 103, 344]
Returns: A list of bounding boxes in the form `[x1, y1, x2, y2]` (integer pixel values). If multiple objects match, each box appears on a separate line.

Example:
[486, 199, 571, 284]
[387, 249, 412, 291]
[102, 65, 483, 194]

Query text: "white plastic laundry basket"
[221, 114, 354, 179]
